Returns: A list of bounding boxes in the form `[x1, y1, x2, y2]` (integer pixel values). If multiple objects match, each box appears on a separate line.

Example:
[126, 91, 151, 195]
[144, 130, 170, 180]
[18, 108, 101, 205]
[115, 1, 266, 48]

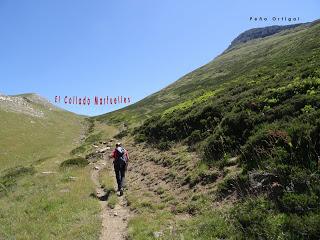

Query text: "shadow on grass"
[89, 188, 116, 202]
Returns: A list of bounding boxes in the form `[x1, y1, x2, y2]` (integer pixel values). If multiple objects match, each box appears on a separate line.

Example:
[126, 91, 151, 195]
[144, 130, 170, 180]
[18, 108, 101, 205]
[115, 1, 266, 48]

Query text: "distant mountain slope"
[0, 93, 59, 118]
[0, 93, 84, 170]
[95, 20, 318, 127]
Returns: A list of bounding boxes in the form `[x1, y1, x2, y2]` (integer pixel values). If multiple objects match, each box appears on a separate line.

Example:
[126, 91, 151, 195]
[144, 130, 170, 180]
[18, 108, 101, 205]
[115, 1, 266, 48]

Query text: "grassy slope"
[95, 22, 312, 127]
[1, 108, 79, 169]
[96, 21, 320, 239]
[0, 94, 101, 239]
[134, 22, 320, 239]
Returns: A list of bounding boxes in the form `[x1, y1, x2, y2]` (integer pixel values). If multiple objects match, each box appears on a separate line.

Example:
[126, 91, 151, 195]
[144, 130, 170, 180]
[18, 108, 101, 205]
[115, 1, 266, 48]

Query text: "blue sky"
[0, 0, 319, 116]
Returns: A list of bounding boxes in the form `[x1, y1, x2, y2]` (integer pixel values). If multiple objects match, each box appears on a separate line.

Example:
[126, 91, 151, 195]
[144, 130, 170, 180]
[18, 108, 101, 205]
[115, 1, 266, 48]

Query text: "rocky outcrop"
[226, 23, 304, 51]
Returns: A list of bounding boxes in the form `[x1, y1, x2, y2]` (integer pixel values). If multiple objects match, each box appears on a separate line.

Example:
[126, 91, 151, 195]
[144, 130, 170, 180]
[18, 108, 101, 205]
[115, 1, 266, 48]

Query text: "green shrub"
[157, 140, 170, 150]
[202, 133, 227, 164]
[70, 144, 86, 155]
[240, 125, 291, 170]
[279, 192, 319, 214]
[186, 129, 202, 145]
[287, 121, 320, 170]
[60, 157, 87, 168]
[133, 133, 146, 143]
[115, 129, 128, 139]
[221, 110, 257, 146]
[283, 212, 320, 239]
[84, 132, 102, 144]
[86, 118, 95, 134]
[286, 167, 312, 193]
[198, 169, 219, 184]
[232, 197, 283, 239]
[155, 187, 165, 195]
[217, 173, 249, 198]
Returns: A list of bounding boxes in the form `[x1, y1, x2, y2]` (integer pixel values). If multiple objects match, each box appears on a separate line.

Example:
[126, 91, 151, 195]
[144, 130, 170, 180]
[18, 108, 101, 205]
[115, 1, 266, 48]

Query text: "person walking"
[110, 142, 129, 196]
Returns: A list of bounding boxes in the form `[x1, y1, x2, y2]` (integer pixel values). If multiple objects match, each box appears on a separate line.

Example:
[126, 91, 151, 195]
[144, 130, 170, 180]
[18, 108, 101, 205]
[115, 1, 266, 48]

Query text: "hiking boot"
[119, 188, 124, 196]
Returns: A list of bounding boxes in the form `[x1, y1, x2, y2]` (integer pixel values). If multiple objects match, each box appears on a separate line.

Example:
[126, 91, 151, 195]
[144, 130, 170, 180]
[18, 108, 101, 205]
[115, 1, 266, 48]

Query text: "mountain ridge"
[225, 23, 305, 51]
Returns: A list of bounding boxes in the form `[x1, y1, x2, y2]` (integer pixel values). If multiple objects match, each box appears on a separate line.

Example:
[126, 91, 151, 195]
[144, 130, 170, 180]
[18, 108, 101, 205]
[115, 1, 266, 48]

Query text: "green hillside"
[95, 21, 318, 127]
[96, 20, 320, 239]
[0, 93, 83, 169]
[0, 94, 101, 239]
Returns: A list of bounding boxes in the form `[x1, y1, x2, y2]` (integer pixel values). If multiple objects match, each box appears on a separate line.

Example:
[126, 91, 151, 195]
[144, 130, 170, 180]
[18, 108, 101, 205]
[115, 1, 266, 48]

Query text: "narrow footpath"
[90, 156, 130, 240]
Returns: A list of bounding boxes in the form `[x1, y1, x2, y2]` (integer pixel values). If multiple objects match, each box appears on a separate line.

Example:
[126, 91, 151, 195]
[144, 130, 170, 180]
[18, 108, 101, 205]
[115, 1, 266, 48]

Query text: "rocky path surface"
[90, 158, 130, 240]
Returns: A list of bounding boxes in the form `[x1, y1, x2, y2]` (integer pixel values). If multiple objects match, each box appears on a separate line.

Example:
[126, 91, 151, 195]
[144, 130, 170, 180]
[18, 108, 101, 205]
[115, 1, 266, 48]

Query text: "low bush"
[231, 197, 283, 239]
[84, 132, 102, 144]
[70, 145, 86, 155]
[86, 118, 95, 134]
[186, 129, 202, 145]
[114, 129, 128, 139]
[217, 173, 249, 198]
[133, 133, 147, 143]
[240, 125, 291, 170]
[156, 140, 171, 150]
[60, 157, 88, 168]
[283, 212, 320, 239]
[279, 192, 319, 214]
[202, 132, 228, 164]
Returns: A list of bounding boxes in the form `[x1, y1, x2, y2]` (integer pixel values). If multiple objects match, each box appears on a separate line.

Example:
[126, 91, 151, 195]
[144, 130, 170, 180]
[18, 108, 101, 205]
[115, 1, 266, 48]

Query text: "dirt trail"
[90, 158, 130, 240]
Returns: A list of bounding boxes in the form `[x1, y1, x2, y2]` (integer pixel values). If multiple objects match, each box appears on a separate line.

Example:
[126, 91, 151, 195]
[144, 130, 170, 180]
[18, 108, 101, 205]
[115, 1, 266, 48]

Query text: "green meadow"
[0, 95, 101, 239]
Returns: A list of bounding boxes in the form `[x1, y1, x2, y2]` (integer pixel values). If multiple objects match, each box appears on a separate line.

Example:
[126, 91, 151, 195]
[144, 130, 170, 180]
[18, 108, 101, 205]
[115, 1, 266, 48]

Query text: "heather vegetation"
[108, 22, 320, 239]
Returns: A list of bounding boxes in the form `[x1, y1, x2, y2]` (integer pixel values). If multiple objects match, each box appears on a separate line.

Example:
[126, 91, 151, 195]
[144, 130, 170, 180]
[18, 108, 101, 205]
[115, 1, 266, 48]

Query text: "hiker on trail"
[110, 142, 129, 196]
